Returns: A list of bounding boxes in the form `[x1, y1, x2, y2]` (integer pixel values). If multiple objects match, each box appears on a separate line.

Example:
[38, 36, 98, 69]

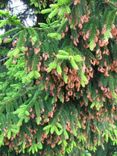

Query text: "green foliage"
[0, 0, 117, 155]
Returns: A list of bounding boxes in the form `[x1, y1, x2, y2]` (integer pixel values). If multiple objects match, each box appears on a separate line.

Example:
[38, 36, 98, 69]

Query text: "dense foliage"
[0, 0, 117, 155]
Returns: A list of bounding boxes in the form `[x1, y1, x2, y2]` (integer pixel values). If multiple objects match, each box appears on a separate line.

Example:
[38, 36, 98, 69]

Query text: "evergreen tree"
[0, 0, 117, 155]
